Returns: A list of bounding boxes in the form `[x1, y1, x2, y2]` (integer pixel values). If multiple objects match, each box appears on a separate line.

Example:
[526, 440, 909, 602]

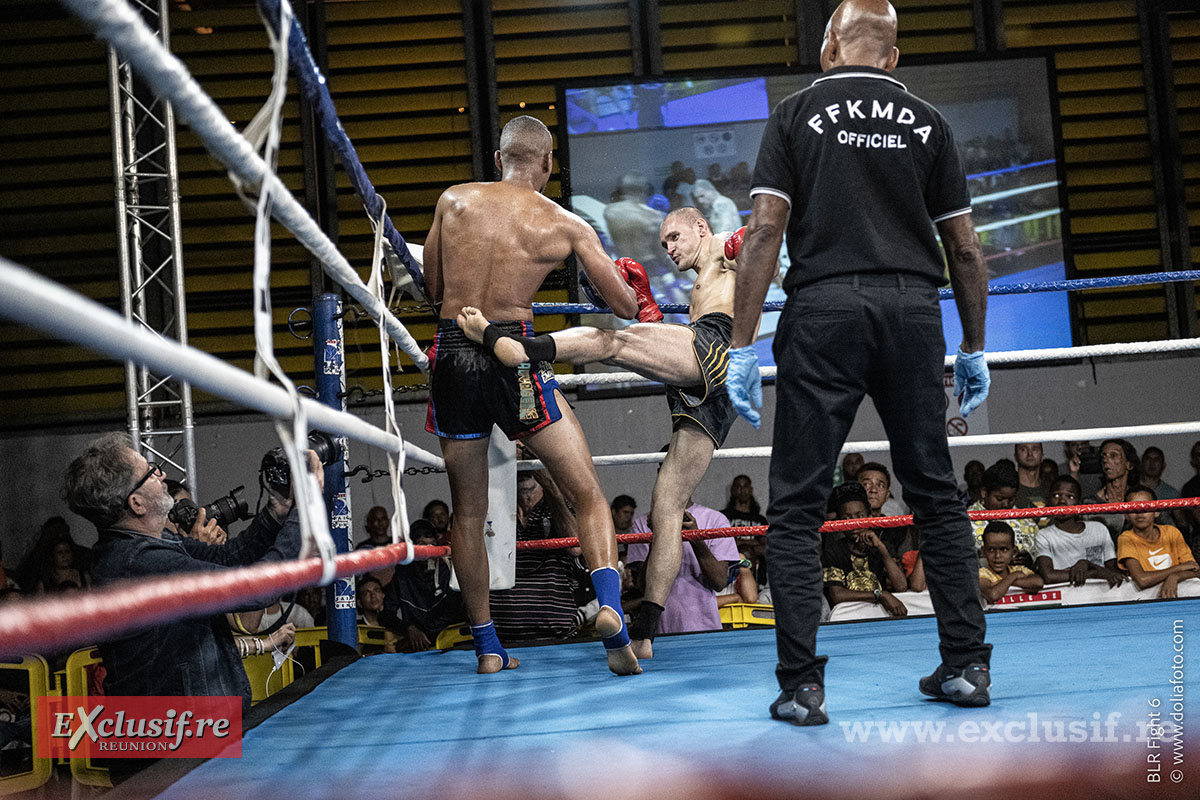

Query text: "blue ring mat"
[159, 600, 1199, 797]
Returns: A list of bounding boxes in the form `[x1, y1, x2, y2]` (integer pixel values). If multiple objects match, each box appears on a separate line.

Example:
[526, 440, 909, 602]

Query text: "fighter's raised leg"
[524, 389, 642, 676]
[439, 436, 519, 673]
[628, 422, 717, 659]
[457, 306, 703, 387]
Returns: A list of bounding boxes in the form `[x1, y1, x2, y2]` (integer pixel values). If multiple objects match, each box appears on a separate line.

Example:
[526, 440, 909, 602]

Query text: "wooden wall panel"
[1, 0, 1194, 428]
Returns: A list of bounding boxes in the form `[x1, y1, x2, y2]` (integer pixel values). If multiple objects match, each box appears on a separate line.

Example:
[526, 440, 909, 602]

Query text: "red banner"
[993, 590, 1063, 606]
[36, 696, 242, 759]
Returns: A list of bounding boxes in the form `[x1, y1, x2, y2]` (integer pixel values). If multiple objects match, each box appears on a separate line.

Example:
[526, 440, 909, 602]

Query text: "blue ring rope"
[966, 158, 1057, 181]
[257, 0, 427, 299]
[532, 269, 1200, 316]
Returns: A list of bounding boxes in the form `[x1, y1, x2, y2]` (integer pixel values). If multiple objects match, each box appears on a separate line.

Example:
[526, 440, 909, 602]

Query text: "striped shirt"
[490, 499, 588, 643]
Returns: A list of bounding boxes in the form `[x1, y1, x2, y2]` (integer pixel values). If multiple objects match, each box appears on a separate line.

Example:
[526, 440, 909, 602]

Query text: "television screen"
[561, 57, 1068, 372]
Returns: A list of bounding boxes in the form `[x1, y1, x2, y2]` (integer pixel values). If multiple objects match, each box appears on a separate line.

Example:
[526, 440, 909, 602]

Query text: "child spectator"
[959, 459, 985, 506]
[822, 481, 908, 618]
[978, 521, 1044, 604]
[1117, 487, 1199, 598]
[856, 462, 917, 562]
[969, 461, 1039, 567]
[1035, 476, 1124, 588]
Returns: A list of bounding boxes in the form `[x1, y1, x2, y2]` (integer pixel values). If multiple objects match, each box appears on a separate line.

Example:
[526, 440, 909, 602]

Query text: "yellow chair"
[434, 623, 472, 651]
[60, 647, 111, 789]
[0, 655, 56, 797]
[719, 603, 776, 628]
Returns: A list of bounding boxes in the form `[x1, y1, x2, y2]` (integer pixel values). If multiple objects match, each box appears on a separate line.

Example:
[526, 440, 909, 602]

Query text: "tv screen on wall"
[559, 56, 1068, 373]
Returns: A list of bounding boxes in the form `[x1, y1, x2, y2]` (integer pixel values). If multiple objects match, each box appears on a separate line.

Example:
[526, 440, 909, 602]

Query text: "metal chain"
[340, 384, 430, 404]
[345, 464, 444, 482]
[342, 301, 437, 322]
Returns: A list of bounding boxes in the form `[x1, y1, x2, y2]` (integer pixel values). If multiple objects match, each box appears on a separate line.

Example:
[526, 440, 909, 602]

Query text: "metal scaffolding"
[107, 0, 197, 493]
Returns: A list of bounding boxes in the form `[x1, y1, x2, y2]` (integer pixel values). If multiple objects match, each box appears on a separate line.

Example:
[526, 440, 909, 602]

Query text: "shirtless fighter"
[460, 206, 758, 658]
[423, 115, 658, 676]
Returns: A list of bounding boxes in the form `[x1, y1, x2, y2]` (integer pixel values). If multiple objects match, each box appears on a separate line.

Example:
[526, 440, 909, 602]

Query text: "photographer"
[164, 479, 227, 545]
[61, 433, 320, 717]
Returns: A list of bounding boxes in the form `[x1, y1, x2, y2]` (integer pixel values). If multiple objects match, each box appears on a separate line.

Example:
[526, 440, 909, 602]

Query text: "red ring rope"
[0, 542, 446, 659]
[516, 497, 1200, 551]
[4, 498, 1195, 657]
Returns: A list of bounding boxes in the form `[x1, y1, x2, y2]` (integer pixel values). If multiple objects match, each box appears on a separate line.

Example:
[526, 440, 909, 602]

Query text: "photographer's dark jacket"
[90, 510, 301, 710]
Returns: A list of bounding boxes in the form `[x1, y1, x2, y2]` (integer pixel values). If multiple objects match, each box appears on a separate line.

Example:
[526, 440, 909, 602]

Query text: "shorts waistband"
[692, 311, 733, 325]
[437, 318, 532, 334]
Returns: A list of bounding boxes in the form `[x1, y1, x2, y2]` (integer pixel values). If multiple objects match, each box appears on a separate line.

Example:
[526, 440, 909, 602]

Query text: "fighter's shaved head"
[823, 0, 899, 70]
[498, 115, 552, 165]
[663, 206, 709, 231]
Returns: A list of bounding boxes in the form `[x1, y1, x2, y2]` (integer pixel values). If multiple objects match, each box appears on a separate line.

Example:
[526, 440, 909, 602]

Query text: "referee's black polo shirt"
[750, 65, 972, 293]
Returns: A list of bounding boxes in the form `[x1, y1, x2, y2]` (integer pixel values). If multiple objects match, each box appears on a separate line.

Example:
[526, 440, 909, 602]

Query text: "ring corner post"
[313, 292, 357, 649]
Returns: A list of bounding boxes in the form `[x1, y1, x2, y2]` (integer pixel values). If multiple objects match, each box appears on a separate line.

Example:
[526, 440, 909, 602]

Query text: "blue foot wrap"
[590, 567, 630, 650]
[470, 620, 510, 668]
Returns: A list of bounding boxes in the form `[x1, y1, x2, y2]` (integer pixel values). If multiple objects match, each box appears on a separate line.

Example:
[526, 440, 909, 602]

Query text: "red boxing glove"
[724, 226, 746, 261]
[614, 257, 664, 323]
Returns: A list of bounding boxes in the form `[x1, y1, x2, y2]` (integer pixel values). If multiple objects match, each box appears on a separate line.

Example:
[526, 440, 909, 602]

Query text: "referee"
[727, 0, 993, 725]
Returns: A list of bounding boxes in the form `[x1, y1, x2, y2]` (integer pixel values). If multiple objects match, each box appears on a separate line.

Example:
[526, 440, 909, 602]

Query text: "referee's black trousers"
[767, 274, 992, 691]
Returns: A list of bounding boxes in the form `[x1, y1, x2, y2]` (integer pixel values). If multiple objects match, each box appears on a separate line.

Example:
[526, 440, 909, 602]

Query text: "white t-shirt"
[258, 604, 315, 632]
[1036, 521, 1115, 570]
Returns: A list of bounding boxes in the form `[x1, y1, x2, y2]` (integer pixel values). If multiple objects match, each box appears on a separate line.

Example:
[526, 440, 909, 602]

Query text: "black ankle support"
[481, 323, 505, 352]
[480, 326, 556, 364]
[521, 333, 556, 363]
[628, 601, 664, 641]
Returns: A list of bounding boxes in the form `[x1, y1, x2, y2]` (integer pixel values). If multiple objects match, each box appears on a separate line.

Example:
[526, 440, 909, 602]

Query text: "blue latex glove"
[726, 346, 763, 429]
[953, 347, 990, 417]
[578, 271, 606, 310]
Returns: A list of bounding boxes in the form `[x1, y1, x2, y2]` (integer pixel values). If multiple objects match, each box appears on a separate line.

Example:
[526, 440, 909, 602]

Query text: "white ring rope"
[368, 197, 415, 564]
[0, 257, 444, 470]
[248, 0, 337, 584]
[554, 337, 1200, 388]
[58, 0, 429, 373]
[517, 420, 1200, 470]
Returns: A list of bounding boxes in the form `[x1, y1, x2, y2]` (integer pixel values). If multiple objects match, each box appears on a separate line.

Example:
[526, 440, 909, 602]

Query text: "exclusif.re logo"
[36, 696, 242, 759]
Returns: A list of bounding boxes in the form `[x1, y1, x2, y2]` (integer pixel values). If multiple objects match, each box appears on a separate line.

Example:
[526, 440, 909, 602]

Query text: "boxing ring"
[106, 602, 1193, 800]
[1, 0, 1199, 796]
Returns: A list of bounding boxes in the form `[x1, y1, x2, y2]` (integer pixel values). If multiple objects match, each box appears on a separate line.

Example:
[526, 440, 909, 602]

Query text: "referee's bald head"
[823, 0, 899, 71]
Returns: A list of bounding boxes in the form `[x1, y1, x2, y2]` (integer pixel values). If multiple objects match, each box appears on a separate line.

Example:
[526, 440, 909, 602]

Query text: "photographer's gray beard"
[148, 485, 174, 519]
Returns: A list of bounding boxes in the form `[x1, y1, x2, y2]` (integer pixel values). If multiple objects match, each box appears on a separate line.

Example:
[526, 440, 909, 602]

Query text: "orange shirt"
[1116, 525, 1196, 573]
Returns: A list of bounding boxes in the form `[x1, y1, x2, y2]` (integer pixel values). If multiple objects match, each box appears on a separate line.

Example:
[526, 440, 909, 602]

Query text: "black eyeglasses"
[125, 461, 163, 508]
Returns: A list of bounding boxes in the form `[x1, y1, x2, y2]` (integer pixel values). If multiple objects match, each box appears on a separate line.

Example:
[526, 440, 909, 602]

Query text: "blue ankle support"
[590, 567, 630, 650]
[470, 620, 510, 668]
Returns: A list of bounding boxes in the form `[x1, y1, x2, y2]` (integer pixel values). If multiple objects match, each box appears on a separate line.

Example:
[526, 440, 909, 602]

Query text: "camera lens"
[260, 433, 341, 494]
[204, 486, 250, 528]
[307, 430, 341, 466]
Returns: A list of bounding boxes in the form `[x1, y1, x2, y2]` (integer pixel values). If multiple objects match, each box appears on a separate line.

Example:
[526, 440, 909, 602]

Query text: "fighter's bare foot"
[594, 605, 623, 639]
[457, 306, 529, 368]
[631, 638, 654, 660]
[594, 606, 641, 675]
[606, 645, 642, 676]
[477, 653, 520, 674]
